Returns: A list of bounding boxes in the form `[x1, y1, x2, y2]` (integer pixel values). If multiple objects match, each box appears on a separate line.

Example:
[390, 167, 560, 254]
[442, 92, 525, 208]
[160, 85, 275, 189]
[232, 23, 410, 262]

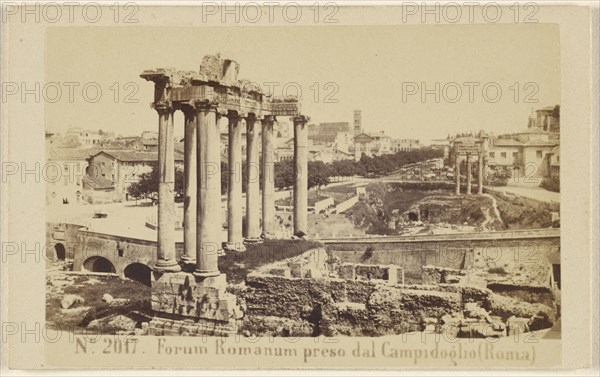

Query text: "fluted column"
[261, 115, 276, 238]
[225, 111, 245, 252]
[293, 115, 310, 236]
[455, 153, 461, 195]
[181, 104, 196, 265]
[195, 101, 220, 277]
[245, 114, 261, 242]
[153, 102, 180, 272]
[466, 154, 472, 195]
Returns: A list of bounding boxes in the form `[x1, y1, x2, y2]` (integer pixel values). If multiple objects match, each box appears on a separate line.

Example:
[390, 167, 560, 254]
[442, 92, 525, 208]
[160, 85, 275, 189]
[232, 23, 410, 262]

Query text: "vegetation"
[128, 148, 444, 202]
[540, 177, 560, 193]
[484, 166, 512, 187]
[490, 192, 556, 229]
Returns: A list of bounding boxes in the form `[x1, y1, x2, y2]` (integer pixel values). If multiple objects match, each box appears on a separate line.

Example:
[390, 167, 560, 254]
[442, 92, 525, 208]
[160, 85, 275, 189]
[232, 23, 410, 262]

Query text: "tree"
[126, 162, 184, 204]
[274, 160, 294, 190]
[308, 161, 331, 201]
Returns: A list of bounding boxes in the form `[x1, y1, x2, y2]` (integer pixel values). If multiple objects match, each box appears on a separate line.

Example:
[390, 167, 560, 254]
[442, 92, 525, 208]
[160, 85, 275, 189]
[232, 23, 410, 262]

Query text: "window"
[500, 152, 507, 158]
[557, 156, 560, 162]
[536, 150, 543, 158]
[489, 152, 495, 158]
[512, 152, 518, 158]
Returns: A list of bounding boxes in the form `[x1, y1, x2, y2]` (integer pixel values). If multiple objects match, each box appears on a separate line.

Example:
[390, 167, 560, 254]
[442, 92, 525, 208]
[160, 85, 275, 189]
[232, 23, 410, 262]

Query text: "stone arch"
[123, 263, 151, 287]
[83, 256, 116, 273]
[54, 243, 66, 260]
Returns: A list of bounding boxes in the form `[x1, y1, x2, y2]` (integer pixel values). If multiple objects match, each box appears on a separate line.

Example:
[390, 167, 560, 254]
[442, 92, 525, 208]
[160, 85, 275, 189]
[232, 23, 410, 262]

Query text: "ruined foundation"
[148, 272, 243, 336]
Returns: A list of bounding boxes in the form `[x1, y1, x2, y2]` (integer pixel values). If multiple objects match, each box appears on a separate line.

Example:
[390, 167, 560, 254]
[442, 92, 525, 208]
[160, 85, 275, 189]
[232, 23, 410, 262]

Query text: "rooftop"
[82, 175, 115, 190]
[91, 150, 184, 162]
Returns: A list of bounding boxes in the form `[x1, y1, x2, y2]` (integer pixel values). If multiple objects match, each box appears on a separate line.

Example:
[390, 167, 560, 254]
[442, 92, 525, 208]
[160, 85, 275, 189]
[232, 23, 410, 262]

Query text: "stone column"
[478, 152, 484, 195]
[225, 112, 245, 252]
[455, 153, 461, 195]
[180, 104, 197, 266]
[153, 102, 180, 272]
[245, 114, 261, 242]
[261, 115, 276, 238]
[479, 136, 488, 195]
[293, 115, 310, 236]
[466, 154, 472, 195]
[195, 101, 220, 277]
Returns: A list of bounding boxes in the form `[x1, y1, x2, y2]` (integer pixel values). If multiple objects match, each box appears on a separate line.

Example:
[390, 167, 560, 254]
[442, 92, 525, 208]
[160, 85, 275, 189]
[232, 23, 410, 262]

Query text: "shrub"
[540, 177, 560, 193]
[361, 246, 374, 261]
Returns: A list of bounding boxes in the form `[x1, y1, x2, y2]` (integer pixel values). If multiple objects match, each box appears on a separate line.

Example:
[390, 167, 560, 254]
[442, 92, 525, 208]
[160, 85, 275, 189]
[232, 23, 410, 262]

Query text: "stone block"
[151, 271, 242, 323]
[289, 262, 303, 278]
[337, 264, 355, 280]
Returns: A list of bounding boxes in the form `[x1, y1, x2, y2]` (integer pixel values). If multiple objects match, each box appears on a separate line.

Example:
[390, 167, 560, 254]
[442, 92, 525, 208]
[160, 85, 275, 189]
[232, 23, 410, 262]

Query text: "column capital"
[152, 101, 174, 115]
[176, 102, 196, 116]
[261, 114, 276, 124]
[227, 110, 247, 121]
[245, 113, 258, 123]
[291, 114, 310, 125]
[191, 99, 219, 112]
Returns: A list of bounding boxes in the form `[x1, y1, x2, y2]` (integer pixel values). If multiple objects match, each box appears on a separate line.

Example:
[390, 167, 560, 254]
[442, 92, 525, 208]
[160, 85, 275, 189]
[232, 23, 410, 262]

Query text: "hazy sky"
[46, 24, 560, 144]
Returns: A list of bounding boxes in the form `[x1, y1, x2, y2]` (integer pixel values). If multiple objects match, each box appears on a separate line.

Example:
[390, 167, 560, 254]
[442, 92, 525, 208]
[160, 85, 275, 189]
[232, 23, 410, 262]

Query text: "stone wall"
[244, 272, 467, 336]
[487, 283, 556, 309]
[46, 222, 84, 260]
[335, 195, 359, 214]
[72, 229, 184, 276]
[243, 245, 559, 337]
[324, 234, 560, 284]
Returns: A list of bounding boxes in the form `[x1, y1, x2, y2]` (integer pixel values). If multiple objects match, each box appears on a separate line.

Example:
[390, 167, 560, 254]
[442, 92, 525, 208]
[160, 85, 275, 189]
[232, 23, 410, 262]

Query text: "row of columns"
[454, 153, 484, 195]
[152, 100, 309, 277]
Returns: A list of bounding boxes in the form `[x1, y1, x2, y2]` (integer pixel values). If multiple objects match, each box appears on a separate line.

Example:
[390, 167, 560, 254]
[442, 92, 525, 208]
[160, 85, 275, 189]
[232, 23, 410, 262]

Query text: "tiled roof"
[82, 175, 114, 190]
[493, 138, 523, 146]
[92, 150, 184, 162]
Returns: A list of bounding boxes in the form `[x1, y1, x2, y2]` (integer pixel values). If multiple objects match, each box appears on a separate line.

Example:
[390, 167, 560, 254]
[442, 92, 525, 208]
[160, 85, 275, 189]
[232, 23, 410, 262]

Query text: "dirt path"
[482, 193, 504, 229]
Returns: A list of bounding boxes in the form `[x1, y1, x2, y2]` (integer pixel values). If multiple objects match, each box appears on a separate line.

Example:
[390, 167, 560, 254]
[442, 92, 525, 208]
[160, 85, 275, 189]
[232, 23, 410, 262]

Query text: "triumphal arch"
[140, 54, 309, 335]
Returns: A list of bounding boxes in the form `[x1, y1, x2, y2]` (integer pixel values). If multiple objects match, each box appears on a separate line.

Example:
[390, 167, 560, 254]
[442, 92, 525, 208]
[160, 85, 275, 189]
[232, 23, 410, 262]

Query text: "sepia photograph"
[43, 23, 562, 339]
[1, 2, 597, 373]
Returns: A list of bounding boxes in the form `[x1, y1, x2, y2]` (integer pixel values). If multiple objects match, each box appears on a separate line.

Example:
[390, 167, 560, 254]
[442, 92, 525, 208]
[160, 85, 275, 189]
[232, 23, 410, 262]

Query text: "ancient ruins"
[453, 133, 489, 195]
[139, 54, 309, 333]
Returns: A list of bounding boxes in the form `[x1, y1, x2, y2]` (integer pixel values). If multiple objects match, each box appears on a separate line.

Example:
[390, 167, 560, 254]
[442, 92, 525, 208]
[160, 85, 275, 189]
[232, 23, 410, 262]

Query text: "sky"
[46, 24, 560, 144]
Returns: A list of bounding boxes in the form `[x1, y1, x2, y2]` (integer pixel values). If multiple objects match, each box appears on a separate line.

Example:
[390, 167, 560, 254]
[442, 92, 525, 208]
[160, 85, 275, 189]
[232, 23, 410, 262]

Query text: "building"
[308, 145, 353, 163]
[353, 110, 362, 134]
[87, 150, 184, 202]
[333, 131, 353, 153]
[308, 122, 351, 146]
[391, 138, 421, 152]
[430, 138, 451, 160]
[46, 147, 103, 205]
[488, 128, 558, 178]
[353, 133, 375, 161]
[352, 131, 393, 160]
[274, 139, 294, 162]
[549, 145, 560, 178]
[81, 175, 117, 204]
[528, 106, 560, 133]
[65, 128, 103, 147]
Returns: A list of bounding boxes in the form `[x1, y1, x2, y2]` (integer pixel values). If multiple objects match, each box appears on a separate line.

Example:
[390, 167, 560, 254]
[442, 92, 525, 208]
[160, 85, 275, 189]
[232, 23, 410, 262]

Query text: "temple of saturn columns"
[140, 54, 308, 332]
[453, 133, 489, 195]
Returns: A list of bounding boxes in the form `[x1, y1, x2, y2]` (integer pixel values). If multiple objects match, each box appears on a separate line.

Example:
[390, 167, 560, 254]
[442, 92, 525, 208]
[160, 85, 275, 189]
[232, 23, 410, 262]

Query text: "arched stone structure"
[82, 256, 116, 273]
[124, 263, 152, 286]
[54, 243, 66, 260]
